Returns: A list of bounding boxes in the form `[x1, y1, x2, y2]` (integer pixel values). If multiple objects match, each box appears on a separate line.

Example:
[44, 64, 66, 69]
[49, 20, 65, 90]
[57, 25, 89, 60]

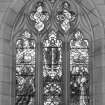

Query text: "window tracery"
[16, 31, 36, 105]
[30, 2, 49, 32]
[43, 31, 63, 105]
[70, 30, 90, 105]
[56, 1, 76, 32]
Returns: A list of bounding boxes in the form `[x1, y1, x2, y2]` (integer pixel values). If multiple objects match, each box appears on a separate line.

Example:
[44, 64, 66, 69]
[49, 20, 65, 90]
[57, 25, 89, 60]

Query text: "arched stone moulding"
[0, 0, 104, 105]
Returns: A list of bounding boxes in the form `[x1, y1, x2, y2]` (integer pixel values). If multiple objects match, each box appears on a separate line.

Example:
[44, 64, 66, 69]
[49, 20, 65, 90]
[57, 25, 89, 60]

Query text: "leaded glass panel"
[16, 31, 36, 105]
[43, 31, 63, 105]
[70, 31, 90, 105]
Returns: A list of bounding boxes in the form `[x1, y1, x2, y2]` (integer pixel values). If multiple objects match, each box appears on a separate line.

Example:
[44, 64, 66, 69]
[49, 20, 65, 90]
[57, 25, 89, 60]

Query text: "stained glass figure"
[16, 31, 36, 105]
[43, 31, 63, 105]
[56, 2, 76, 32]
[70, 30, 90, 105]
[30, 3, 49, 32]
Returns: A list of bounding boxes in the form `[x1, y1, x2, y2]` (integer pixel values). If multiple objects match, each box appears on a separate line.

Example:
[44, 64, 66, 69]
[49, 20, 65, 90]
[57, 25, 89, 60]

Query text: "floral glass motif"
[16, 31, 36, 105]
[57, 2, 76, 32]
[70, 31, 90, 105]
[30, 4, 49, 32]
[43, 31, 63, 105]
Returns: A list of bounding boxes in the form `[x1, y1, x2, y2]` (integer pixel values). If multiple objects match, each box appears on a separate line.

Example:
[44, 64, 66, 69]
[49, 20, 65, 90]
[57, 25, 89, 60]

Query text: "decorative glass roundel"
[56, 1, 76, 32]
[30, 4, 49, 32]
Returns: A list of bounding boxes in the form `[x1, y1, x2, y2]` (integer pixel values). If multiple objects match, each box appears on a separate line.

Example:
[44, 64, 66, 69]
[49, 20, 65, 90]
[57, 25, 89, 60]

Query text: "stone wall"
[0, 0, 105, 105]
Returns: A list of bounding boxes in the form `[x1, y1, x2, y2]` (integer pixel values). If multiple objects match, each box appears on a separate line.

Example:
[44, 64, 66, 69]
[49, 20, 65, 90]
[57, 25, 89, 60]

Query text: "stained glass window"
[43, 31, 63, 105]
[16, 31, 36, 105]
[70, 30, 90, 105]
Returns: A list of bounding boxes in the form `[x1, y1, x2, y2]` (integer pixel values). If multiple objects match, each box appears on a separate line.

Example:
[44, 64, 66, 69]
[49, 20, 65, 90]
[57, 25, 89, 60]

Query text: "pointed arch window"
[16, 31, 36, 105]
[70, 30, 90, 105]
[13, 0, 92, 105]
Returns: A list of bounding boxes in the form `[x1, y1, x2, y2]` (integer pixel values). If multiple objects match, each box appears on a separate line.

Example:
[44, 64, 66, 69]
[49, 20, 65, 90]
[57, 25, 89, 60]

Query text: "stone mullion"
[12, 40, 16, 105]
[62, 40, 67, 105]
[67, 40, 70, 105]
[67, 38, 71, 105]
[36, 36, 42, 105]
[35, 38, 39, 105]
[89, 43, 93, 105]
[39, 42, 44, 105]
[64, 36, 70, 105]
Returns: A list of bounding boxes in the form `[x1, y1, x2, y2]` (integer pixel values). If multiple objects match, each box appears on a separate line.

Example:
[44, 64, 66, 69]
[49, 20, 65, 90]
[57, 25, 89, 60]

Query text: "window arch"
[0, 0, 102, 105]
[13, 1, 92, 105]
